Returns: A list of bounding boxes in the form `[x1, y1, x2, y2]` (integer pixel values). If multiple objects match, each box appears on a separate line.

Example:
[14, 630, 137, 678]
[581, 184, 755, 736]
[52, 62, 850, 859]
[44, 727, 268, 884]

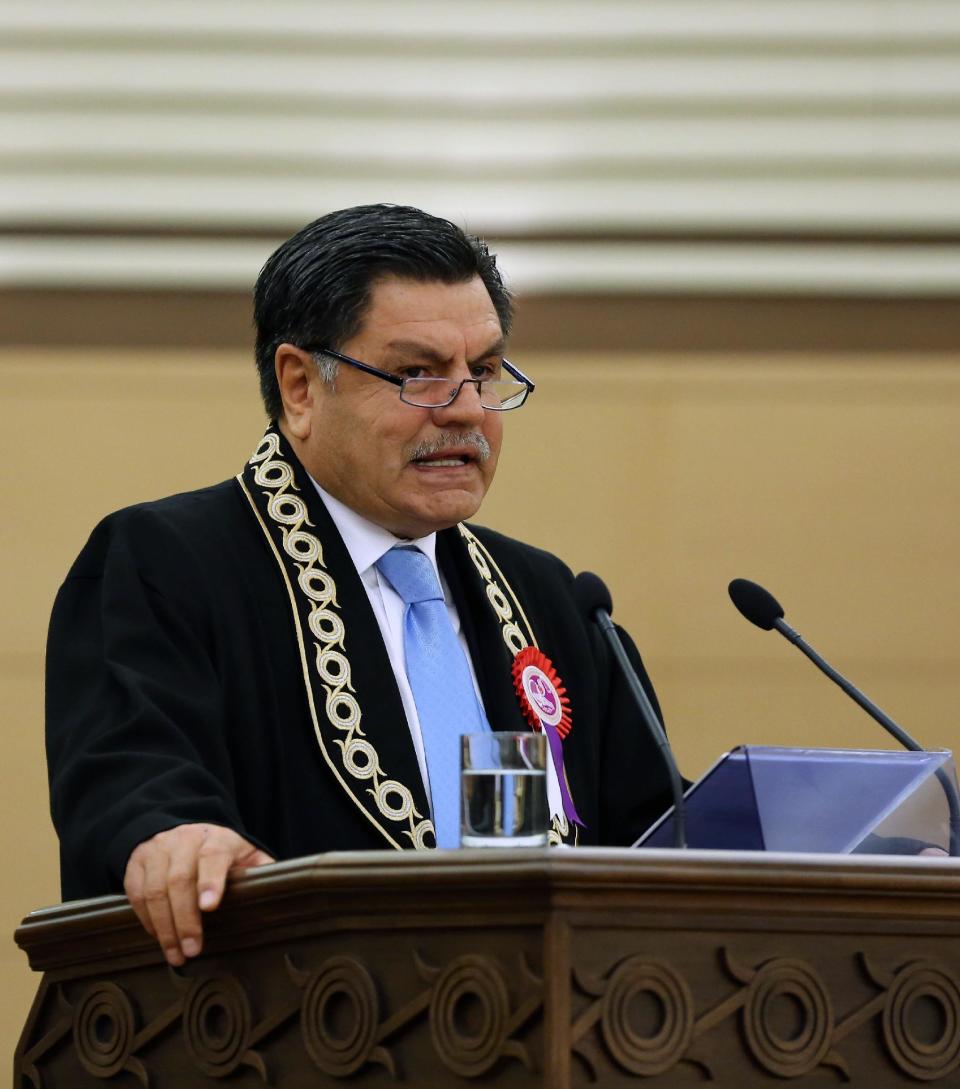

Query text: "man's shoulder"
[94, 478, 242, 540]
[67, 479, 245, 578]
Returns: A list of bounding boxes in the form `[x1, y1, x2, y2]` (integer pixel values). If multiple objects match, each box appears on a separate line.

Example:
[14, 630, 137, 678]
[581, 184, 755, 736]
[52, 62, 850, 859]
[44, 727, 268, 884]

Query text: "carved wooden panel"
[14, 850, 960, 1087]
[17, 932, 544, 1087]
[568, 936, 960, 1086]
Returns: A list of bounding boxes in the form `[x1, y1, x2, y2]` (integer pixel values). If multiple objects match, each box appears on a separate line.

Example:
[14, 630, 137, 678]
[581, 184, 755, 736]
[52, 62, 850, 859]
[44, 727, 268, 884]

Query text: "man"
[46, 204, 672, 968]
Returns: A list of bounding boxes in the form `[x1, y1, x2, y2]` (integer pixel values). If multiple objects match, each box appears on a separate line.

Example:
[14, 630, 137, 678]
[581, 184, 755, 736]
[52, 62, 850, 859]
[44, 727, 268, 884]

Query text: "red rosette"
[511, 646, 573, 739]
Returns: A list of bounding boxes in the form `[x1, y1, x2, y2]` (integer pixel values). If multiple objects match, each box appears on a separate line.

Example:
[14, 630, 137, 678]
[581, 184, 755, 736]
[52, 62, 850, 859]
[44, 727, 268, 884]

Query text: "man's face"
[295, 275, 505, 539]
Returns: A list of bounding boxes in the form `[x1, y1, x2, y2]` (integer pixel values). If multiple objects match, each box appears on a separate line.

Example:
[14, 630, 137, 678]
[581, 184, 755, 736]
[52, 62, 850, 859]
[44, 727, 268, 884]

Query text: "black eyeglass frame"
[309, 346, 536, 411]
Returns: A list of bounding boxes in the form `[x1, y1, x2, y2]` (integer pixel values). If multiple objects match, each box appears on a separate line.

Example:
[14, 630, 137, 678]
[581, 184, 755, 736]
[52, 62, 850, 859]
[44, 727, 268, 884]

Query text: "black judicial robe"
[46, 427, 672, 901]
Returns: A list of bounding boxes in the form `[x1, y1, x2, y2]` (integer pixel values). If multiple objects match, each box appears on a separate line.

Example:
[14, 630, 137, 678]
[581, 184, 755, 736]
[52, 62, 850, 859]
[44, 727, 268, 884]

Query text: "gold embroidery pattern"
[456, 524, 574, 846]
[249, 433, 433, 850]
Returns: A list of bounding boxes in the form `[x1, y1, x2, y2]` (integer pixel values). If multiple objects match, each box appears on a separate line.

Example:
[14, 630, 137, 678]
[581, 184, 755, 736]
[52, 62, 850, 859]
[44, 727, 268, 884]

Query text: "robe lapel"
[439, 523, 580, 846]
[438, 528, 529, 735]
[237, 427, 434, 850]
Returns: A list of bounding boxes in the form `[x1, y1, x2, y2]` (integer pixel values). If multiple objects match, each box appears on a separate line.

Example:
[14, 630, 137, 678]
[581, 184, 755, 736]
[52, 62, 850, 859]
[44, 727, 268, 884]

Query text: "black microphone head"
[728, 578, 784, 630]
[574, 570, 613, 618]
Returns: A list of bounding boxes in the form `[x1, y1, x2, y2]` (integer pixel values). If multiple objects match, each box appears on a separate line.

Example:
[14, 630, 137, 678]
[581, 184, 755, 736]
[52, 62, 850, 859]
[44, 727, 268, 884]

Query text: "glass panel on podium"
[635, 746, 956, 854]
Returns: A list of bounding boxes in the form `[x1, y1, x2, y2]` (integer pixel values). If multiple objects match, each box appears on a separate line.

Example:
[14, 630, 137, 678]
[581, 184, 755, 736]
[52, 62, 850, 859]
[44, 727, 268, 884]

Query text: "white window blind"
[1, 0, 958, 294]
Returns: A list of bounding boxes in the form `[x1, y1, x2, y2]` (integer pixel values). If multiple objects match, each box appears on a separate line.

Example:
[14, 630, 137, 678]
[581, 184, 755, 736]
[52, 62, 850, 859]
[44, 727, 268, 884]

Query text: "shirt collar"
[307, 477, 439, 578]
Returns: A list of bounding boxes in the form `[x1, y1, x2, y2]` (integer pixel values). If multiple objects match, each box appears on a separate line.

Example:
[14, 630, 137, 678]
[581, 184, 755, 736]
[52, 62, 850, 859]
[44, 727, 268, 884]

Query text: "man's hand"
[123, 824, 274, 966]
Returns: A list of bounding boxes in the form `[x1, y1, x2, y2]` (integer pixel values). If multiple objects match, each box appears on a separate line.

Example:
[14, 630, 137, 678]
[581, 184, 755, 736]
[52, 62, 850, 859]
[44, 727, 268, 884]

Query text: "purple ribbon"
[541, 721, 584, 827]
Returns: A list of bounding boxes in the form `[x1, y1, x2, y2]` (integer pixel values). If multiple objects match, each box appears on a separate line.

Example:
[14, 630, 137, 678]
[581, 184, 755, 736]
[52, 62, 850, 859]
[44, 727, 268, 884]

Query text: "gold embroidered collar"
[238, 426, 574, 848]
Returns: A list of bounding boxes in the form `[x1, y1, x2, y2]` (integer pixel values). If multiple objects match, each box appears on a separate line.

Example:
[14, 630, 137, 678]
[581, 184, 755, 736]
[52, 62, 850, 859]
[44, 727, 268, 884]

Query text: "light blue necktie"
[376, 546, 489, 848]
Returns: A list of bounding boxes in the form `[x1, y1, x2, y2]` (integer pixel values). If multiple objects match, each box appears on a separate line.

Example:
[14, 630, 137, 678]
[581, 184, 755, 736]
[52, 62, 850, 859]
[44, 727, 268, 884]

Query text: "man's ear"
[275, 344, 318, 439]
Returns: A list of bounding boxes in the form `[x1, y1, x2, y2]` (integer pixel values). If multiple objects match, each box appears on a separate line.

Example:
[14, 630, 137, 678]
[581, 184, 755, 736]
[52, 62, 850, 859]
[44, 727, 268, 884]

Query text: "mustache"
[409, 431, 492, 464]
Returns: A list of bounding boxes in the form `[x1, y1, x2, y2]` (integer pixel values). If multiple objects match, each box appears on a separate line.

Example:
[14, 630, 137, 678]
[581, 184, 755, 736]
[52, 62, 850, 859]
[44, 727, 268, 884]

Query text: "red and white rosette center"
[512, 647, 572, 739]
[521, 665, 563, 727]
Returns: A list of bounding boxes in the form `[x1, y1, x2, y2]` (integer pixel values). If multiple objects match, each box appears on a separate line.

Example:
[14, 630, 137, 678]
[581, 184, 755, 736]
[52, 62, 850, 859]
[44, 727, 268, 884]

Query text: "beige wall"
[4, 345, 960, 1055]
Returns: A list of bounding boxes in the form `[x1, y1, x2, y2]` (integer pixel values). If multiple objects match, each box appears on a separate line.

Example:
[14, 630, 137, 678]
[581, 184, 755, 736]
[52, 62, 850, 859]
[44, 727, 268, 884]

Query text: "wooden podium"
[14, 849, 960, 1087]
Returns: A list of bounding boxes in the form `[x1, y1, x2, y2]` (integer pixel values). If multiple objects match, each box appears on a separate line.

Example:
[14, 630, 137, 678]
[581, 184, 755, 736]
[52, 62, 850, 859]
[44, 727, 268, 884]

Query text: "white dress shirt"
[308, 478, 485, 801]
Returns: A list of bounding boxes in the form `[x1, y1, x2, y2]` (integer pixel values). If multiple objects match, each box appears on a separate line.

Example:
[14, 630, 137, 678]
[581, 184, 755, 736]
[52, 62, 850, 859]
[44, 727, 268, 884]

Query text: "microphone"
[728, 577, 959, 856]
[574, 572, 687, 848]
[727, 578, 784, 632]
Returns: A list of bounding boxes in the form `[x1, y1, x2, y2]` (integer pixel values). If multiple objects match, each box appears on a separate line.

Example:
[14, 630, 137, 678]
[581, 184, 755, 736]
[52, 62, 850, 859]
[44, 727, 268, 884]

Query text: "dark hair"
[253, 204, 513, 420]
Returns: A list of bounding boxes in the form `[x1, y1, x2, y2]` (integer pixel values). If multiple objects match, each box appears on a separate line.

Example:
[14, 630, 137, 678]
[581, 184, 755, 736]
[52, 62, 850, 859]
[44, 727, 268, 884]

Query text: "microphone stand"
[775, 616, 960, 858]
[592, 608, 687, 849]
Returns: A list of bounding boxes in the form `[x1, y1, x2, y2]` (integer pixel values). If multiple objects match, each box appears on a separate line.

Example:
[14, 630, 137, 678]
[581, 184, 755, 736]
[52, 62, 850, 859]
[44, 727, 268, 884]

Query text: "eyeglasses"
[310, 347, 535, 411]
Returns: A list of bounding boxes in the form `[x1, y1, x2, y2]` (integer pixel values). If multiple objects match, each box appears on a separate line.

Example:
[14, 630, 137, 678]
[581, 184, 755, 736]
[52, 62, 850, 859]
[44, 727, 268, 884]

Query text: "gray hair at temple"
[253, 204, 514, 421]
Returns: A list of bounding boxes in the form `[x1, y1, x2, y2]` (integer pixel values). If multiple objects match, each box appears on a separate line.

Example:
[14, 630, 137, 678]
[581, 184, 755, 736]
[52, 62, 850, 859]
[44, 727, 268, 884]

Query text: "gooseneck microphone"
[729, 579, 923, 751]
[728, 577, 959, 856]
[574, 572, 686, 849]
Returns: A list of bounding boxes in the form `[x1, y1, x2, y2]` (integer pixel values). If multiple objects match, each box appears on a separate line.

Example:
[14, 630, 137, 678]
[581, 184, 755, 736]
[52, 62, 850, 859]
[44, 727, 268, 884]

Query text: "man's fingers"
[235, 848, 276, 870]
[195, 833, 275, 910]
[139, 852, 184, 967]
[165, 854, 205, 959]
[123, 825, 276, 964]
[195, 838, 236, 914]
[122, 856, 156, 939]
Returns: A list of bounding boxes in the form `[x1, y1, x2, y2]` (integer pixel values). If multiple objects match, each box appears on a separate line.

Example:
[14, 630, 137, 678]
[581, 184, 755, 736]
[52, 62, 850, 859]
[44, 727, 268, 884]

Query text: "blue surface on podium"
[637, 746, 955, 853]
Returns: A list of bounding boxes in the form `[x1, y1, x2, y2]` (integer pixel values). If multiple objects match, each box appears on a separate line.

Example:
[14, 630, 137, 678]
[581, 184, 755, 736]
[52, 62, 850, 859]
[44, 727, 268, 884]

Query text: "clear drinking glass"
[461, 731, 549, 847]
